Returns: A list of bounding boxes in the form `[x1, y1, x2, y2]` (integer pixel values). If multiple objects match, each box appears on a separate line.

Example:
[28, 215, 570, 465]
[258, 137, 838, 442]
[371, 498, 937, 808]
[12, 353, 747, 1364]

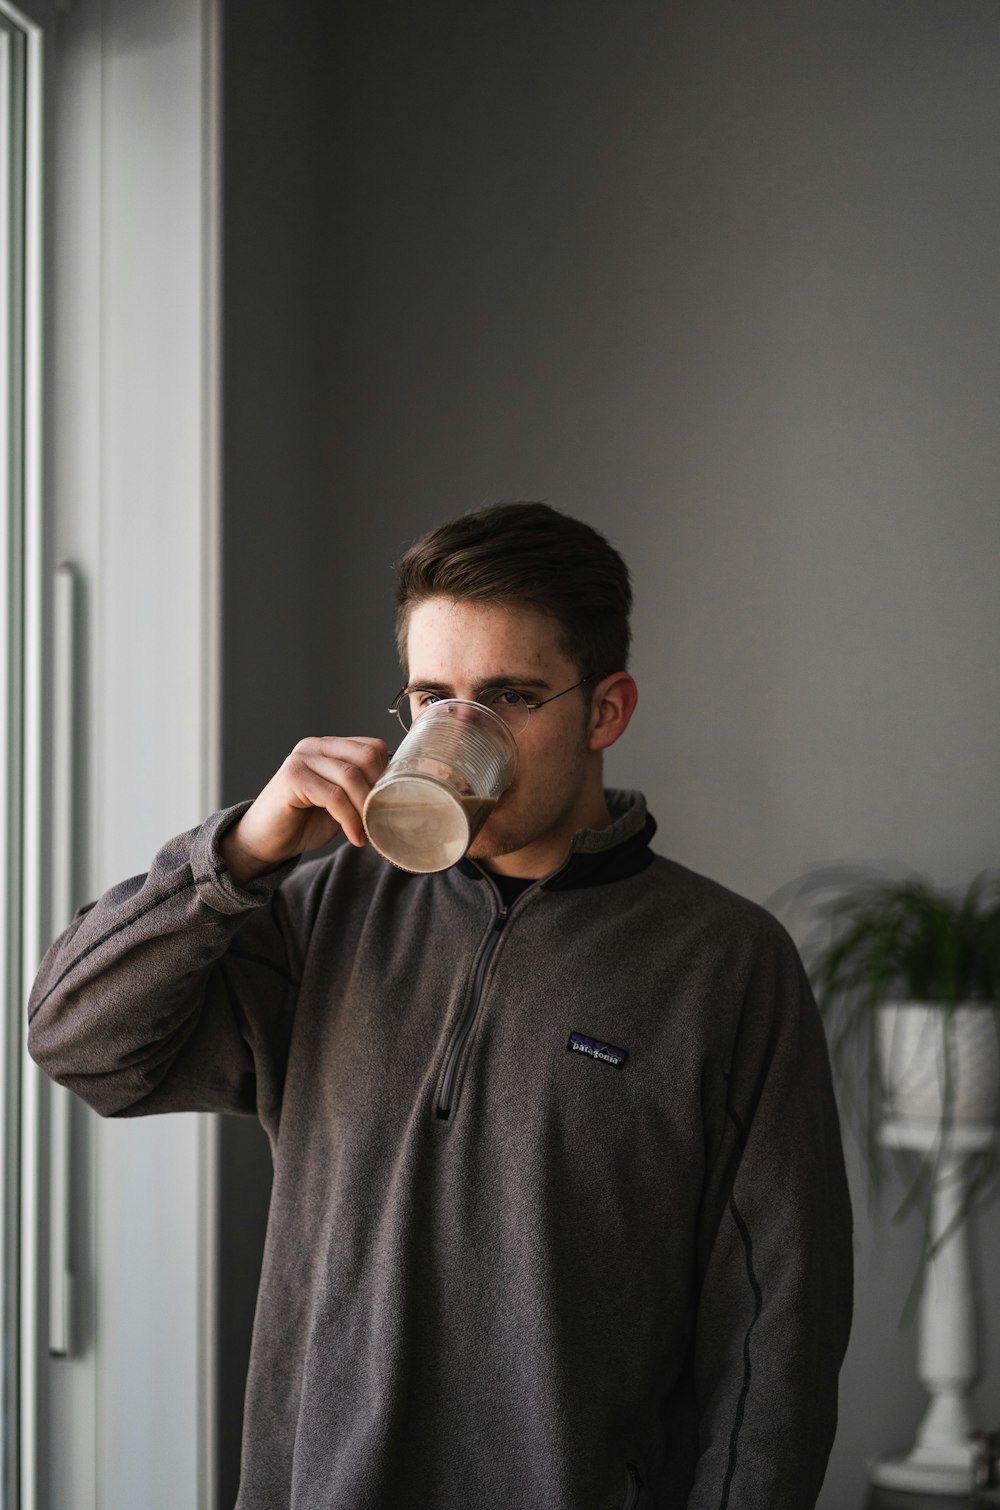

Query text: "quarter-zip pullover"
[27, 790, 853, 1510]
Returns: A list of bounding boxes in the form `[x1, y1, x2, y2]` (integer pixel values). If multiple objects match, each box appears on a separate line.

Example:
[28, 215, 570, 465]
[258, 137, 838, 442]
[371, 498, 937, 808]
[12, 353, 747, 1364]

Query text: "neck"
[482, 787, 613, 880]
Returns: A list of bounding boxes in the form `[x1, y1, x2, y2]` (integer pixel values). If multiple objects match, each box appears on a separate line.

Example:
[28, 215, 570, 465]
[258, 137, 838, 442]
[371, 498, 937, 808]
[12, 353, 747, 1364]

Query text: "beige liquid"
[364, 788, 498, 873]
[455, 793, 499, 830]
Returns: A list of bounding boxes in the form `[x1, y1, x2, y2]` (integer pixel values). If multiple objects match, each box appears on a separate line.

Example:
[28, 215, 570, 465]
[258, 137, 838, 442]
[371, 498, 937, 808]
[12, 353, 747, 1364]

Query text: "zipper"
[623, 1463, 642, 1510]
[434, 900, 509, 1120]
[433, 853, 574, 1123]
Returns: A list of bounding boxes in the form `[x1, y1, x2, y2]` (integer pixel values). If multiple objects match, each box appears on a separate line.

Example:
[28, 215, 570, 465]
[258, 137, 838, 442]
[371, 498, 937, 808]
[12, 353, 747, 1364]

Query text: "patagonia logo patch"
[567, 1031, 627, 1068]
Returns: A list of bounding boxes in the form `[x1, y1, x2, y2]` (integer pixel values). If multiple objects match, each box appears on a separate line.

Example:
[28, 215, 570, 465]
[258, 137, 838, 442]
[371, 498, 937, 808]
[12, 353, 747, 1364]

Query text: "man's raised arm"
[27, 735, 387, 1132]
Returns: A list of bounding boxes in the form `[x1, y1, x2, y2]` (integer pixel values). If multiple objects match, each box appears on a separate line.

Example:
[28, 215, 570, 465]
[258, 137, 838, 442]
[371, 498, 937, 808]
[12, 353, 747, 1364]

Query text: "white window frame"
[0, 3, 44, 1507]
[10, 0, 222, 1505]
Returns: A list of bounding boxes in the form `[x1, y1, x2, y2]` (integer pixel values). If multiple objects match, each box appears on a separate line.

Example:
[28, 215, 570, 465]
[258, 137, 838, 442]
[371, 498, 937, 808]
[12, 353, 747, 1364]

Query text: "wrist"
[219, 822, 273, 888]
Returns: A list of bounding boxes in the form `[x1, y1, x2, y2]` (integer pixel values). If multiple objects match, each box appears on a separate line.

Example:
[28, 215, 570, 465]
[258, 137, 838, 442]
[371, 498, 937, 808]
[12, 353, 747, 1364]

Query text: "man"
[29, 502, 853, 1509]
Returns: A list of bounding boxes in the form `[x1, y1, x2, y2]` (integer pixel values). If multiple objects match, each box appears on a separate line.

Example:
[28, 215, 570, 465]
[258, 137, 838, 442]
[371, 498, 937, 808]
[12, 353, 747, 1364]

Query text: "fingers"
[283, 737, 389, 847]
[224, 735, 392, 882]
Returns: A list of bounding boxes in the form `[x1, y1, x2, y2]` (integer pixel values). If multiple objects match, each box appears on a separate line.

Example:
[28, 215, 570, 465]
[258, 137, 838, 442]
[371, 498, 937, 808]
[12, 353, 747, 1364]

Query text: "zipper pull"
[494, 906, 508, 931]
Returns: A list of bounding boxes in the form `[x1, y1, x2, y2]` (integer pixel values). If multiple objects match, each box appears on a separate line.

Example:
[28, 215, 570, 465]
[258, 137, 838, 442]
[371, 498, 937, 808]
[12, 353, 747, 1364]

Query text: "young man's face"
[403, 596, 612, 878]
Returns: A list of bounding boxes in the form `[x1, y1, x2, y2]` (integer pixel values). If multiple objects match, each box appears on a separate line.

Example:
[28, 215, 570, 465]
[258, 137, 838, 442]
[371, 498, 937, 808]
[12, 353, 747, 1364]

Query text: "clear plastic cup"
[363, 700, 518, 873]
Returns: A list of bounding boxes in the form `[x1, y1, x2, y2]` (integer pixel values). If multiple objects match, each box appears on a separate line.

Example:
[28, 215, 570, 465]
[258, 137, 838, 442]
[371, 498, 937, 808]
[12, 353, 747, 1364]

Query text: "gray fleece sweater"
[28, 790, 852, 1510]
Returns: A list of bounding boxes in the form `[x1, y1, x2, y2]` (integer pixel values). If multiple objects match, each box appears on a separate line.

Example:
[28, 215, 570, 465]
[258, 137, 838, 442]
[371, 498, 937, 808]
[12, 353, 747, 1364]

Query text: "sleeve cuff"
[191, 801, 301, 915]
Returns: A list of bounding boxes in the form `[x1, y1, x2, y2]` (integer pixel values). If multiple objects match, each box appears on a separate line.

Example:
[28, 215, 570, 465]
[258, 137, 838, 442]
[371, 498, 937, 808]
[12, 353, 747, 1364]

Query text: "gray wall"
[220, 2, 1000, 1505]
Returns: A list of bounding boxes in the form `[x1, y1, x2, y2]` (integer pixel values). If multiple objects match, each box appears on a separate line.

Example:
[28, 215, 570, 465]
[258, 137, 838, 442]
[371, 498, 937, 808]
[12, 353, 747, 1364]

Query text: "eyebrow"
[407, 676, 554, 695]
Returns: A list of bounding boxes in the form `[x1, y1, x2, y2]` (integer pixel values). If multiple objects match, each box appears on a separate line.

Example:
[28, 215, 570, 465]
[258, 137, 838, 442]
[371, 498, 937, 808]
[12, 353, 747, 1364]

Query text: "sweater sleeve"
[26, 802, 315, 1148]
[686, 926, 854, 1510]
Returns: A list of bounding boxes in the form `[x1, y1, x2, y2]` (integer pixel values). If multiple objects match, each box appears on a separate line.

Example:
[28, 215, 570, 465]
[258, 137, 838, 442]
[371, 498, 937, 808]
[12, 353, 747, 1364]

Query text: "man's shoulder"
[640, 849, 794, 957]
[630, 856, 813, 1043]
[599, 793, 790, 947]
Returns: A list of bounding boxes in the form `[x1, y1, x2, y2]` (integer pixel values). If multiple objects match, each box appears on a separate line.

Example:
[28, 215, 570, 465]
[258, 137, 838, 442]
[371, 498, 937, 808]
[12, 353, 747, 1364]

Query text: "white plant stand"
[870, 1116, 997, 1495]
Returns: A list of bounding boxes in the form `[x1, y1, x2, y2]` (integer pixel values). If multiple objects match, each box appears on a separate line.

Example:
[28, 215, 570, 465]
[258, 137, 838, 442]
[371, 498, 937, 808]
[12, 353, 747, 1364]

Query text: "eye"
[489, 689, 528, 709]
[411, 689, 445, 710]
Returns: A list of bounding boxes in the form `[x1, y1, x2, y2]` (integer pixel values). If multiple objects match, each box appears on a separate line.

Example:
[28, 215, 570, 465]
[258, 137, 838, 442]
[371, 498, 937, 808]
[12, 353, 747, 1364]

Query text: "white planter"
[877, 1000, 1000, 1126]
[871, 1000, 1000, 1496]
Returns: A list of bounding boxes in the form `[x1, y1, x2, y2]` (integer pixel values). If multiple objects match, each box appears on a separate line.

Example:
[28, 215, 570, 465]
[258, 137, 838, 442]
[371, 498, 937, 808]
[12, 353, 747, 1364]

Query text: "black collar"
[457, 809, 657, 892]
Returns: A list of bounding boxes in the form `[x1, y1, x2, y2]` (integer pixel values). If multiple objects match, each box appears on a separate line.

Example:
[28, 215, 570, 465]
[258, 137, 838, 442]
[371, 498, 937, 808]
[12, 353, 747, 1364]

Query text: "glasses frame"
[388, 673, 603, 735]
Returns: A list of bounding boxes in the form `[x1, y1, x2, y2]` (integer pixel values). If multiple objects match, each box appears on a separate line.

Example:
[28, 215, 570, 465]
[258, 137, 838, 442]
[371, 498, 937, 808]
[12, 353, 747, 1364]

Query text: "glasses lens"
[482, 690, 530, 735]
[395, 692, 446, 731]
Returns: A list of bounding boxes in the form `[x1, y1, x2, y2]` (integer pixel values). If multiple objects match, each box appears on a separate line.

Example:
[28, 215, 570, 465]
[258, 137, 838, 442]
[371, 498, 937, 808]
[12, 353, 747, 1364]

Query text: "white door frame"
[20, 0, 222, 1505]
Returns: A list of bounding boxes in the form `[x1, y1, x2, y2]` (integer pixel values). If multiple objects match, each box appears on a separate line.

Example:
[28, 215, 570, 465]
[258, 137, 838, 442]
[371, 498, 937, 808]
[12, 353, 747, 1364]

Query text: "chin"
[467, 832, 504, 862]
[467, 817, 518, 862]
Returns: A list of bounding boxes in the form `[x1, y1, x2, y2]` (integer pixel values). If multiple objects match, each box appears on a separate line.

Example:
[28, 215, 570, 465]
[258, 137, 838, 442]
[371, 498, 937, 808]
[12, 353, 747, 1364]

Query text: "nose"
[450, 699, 482, 722]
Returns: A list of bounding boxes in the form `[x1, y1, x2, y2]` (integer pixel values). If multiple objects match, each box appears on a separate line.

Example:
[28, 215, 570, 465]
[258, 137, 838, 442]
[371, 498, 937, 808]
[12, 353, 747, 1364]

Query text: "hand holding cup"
[220, 735, 389, 886]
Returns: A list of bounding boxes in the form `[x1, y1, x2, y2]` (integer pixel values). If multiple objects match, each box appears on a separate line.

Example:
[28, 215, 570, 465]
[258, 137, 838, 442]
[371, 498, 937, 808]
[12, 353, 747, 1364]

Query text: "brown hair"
[393, 501, 632, 676]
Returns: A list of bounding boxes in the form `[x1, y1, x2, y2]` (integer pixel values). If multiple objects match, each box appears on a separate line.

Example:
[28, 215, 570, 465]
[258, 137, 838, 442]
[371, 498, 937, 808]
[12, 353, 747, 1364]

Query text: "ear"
[587, 673, 638, 753]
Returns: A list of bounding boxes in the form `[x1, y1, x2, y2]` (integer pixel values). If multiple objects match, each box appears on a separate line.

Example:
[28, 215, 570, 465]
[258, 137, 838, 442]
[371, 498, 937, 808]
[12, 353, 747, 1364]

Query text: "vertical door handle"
[49, 562, 76, 1357]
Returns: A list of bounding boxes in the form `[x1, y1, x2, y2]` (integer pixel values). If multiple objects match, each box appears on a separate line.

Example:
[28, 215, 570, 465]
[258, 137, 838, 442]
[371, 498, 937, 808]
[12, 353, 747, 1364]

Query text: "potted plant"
[776, 867, 1000, 1205]
[775, 866, 1000, 1493]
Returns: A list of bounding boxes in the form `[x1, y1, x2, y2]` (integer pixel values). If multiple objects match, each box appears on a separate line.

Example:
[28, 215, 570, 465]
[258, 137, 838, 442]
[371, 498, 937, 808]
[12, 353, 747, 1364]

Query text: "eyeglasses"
[389, 674, 601, 737]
